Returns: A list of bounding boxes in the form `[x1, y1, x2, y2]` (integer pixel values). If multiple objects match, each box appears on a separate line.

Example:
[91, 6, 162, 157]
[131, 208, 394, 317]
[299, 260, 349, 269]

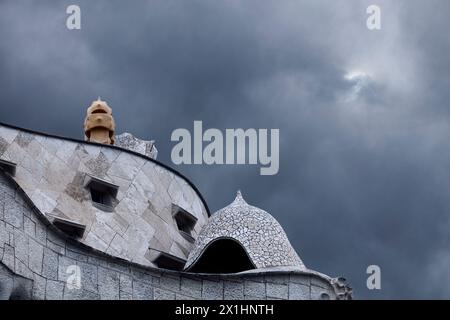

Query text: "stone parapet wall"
[0, 172, 348, 300]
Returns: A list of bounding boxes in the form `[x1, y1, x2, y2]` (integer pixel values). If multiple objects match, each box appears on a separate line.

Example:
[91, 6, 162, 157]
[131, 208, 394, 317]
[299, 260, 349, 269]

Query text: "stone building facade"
[0, 100, 352, 300]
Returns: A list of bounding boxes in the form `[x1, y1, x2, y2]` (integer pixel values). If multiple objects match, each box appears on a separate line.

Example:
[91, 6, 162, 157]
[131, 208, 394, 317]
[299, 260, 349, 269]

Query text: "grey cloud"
[1, 0, 450, 298]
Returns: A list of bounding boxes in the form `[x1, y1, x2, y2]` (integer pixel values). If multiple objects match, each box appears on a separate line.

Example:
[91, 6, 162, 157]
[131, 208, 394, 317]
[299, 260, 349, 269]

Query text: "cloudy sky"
[1, 0, 449, 299]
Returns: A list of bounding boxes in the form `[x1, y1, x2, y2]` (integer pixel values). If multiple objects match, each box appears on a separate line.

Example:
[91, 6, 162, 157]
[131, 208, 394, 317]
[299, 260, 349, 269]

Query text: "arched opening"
[188, 238, 255, 273]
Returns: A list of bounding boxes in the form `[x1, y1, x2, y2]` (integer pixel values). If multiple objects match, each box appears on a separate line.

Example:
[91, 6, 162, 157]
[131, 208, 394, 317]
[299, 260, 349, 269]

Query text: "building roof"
[0, 121, 211, 266]
[0, 120, 210, 217]
[185, 191, 306, 271]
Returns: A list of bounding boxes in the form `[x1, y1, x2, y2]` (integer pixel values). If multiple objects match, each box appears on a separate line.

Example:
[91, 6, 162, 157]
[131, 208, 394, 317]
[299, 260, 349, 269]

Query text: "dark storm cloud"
[1, 0, 450, 298]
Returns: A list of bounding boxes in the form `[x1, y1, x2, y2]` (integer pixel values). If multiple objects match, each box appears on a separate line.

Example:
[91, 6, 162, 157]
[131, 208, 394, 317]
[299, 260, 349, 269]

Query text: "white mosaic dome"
[185, 191, 305, 272]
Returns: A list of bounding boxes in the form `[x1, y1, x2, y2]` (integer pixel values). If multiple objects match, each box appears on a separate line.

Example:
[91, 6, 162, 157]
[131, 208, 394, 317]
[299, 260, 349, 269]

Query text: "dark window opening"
[90, 188, 109, 205]
[89, 186, 114, 209]
[176, 219, 190, 234]
[172, 205, 197, 242]
[91, 109, 107, 114]
[85, 176, 118, 212]
[188, 239, 255, 274]
[52, 216, 86, 238]
[152, 252, 186, 271]
[0, 159, 16, 176]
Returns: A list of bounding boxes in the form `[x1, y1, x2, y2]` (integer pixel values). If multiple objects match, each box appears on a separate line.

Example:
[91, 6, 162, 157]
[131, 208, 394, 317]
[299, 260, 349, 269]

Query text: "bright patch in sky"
[344, 70, 371, 81]
[343, 70, 373, 102]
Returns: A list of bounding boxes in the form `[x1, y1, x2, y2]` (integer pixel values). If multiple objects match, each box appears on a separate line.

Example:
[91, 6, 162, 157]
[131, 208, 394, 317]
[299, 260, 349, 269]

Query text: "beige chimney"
[84, 98, 116, 145]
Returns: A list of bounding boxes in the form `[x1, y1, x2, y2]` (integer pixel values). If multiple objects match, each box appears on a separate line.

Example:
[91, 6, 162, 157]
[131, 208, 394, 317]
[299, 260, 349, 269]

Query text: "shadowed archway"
[187, 238, 255, 274]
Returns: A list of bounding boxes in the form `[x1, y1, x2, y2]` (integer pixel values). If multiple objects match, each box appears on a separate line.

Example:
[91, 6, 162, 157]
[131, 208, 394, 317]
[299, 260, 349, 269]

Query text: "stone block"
[55, 140, 77, 164]
[4, 201, 23, 229]
[132, 281, 153, 300]
[0, 225, 9, 248]
[58, 256, 77, 283]
[66, 249, 89, 262]
[42, 247, 59, 280]
[130, 268, 154, 284]
[160, 275, 180, 292]
[265, 274, 290, 284]
[311, 275, 330, 289]
[224, 281, 244, 300]
[63, 288, 100, 300]
[2, 244, 15, 271]
[84, 233, 108, 252]
[175, 293, 196, 300]
[30, 190, 57, 218]
[46, 280, 64, 300]
[106, 260, 130, 274]
[88, 221, 115, 250]
[311, 285, 333, 300]
[154, 288, 176, 300]
[289, 282, 310, 300]
[266, 282, 288, 299]
[35, 222, 47, 245]
[46, 240, 65, 255]
[180, 277, 202, 298]
[32, 273, 47, 300]
[290, 273, 311, 286]
[78, 261, 98, 293]
[28, 238, 44, 274]
[107, 153, 140, 181]
[244, 280, 265, 298]
[243, 295, 266, 300]
[119, 291, 133, 300]
[202, 280, 223, 300]
[98, 267, 120, 300]
[119, 273, 133, 294]
[15, 257, 33, 279]
[24, 216, 35, 237]
[46, 228, 67, 246]
[0, 126, 19, 144]
[14, 231, 28, 265]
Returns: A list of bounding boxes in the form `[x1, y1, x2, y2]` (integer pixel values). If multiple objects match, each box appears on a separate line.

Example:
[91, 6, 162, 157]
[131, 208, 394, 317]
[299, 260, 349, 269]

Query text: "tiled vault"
[185, 191, 305, 270]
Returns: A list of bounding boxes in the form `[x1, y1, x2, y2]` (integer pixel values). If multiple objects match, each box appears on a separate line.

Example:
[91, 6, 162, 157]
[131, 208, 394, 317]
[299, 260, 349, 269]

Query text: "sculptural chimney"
[84, 98, 116, 144]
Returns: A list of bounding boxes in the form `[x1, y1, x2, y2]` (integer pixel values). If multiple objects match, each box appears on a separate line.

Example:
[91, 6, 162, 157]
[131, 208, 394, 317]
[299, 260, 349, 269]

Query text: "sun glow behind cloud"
[343, 69, 373, 102]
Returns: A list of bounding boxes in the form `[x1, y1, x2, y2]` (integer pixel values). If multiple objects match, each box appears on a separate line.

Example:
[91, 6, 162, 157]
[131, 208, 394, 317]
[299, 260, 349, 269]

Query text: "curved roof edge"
[1, 170, 352, 299]
[0, 120, 210, 216]
[0, 170, 333, 282]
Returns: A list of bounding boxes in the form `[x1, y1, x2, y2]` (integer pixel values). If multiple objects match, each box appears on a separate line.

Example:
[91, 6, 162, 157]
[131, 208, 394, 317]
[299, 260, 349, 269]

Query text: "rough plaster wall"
[0, 172, 341, 300]
[0, 124, 208, 266]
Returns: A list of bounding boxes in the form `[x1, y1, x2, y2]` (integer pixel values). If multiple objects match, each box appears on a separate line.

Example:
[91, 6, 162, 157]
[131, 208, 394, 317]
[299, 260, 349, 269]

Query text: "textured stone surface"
[289, 282, 310, 300]
[0, 171, 351, 300]
[186, 191, 305, 270]
[224, 281, 244, 300]
[0, 173, 352, 299]
[244, 280, 266, 299]
[266, 282, 288, 299]
[0, 124, 208, 267]
[115, 132, 158, 160]
[202, 280, 224, 300]
[46, 280, 64, 300]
